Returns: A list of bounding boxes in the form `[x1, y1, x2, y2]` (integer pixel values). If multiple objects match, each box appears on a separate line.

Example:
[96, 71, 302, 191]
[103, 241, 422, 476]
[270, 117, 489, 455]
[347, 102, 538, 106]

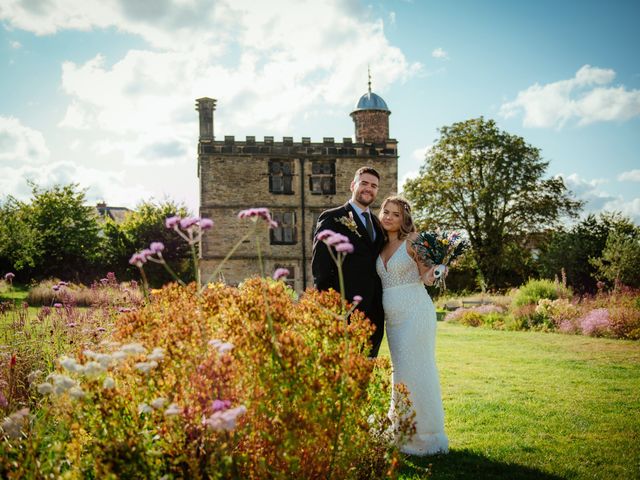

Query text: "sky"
[1, 0, 639, 223]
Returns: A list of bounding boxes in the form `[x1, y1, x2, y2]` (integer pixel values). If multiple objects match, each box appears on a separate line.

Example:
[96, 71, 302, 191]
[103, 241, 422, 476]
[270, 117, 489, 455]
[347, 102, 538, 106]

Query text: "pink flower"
[334, 243, 354, 253]
[180, 217, 200, 229]
[579, 308, 611, 337]
[4, 272, 14, 281]
[165, 216, 181, 229]
[316, 229, 354, 254]
[129, 253, 147, 267]
[149, 242, 165, 253]
[211, 399, 232, 412]
[199, 218, 214, 230]
[238, 208, 278, 228]
[353, 295, 363, 304]
[273, 268, 289, 281]
[53, 303, 63, 308]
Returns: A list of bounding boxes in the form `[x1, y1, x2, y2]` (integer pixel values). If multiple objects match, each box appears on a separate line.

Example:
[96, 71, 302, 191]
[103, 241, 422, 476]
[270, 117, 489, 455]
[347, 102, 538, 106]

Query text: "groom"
[312, 166, 385, 357]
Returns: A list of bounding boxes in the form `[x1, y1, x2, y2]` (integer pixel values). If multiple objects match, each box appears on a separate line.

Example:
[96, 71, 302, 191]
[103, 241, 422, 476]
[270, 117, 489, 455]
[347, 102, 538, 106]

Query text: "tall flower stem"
[200, 230, 253, 292]
[256, 232, 283, 367]
[190, 243, 201, 289]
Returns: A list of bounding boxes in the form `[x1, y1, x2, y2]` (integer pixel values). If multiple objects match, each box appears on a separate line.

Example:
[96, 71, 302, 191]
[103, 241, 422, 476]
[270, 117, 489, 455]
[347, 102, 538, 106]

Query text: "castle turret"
[350, 74, 390, 144]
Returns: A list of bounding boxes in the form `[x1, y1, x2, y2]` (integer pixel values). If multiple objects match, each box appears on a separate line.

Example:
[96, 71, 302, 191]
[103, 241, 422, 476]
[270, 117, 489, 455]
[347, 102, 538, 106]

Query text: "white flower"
[121, 343, 146, 356]
[82, 361, 106, 377]
[1, 408, 29, 440]
[138, 403, 153, 415]
[134, 361, 158, 374]
[164, 403, 182, 416]
[59, 356, 81, 373]
[68, 386, 85, 399]
[209, 339, 234, 354]
[95, 353, 114, 368]
[202, 405, 247, 431]
[49, 374, 76, 395]
[147, 347, 164, 362]
[103, 377, 116, 389]
[150, 397, 167, 410]
[26, 370, 42, 384]
[112, 351, 128, 362]
[37, 382, 53, 395]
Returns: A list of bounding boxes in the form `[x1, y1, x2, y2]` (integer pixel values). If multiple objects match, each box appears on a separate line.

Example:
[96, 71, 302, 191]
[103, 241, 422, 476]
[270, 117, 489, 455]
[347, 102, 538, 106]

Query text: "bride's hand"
[422, 266, 437, 286]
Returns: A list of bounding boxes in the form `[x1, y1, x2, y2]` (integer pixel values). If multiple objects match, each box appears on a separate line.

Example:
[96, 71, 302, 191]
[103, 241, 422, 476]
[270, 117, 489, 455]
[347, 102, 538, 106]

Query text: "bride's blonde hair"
[379, 196, 416, 240]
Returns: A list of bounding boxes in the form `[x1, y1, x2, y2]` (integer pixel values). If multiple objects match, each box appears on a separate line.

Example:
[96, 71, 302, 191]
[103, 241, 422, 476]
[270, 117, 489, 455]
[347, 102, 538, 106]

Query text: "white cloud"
[431, 48, 448, 60]
[559, 172, 640, 223]
[411, 145, 432, 161]
[399, 170, 419, 192]
[9, 40, 21, 49]
[0, 116, 50, 165]
[500, 65, 640, 128]
[0, 0, 420, 210]
[618, 169, 640, 182]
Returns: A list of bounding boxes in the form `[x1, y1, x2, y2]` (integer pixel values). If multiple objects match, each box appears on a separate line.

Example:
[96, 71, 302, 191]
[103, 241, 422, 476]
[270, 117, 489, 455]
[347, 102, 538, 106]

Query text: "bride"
[376, 195, 449, 456]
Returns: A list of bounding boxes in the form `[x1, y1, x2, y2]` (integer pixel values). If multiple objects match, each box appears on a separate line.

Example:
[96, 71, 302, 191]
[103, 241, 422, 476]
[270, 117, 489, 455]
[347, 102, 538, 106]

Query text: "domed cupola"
[350, 70, 391, 144]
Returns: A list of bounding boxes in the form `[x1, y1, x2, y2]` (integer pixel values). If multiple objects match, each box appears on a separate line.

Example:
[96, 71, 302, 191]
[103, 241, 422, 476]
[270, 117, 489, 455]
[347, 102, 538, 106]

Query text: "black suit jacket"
[311, 202, 385, 357]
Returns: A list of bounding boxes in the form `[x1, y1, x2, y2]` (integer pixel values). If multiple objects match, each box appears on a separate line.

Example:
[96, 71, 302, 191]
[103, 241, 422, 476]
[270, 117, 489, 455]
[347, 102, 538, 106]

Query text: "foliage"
[0, 282, 405, 479]
[590, 224, 640, 288]
[404, 117, 582, 289]
[512, 279, 572, 307]
[539, 212, 636, 293]
[0, 184, 103, 282]
[102, 200, 193, 287]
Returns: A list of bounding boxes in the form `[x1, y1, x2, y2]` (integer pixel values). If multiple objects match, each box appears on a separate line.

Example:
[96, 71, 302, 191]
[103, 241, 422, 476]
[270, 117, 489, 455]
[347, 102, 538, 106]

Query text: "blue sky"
[1, 0, 638, 222]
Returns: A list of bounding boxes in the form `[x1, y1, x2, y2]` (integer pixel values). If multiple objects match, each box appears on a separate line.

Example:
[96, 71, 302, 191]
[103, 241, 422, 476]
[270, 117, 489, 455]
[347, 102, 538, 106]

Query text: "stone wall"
[351, 110, 390, 144]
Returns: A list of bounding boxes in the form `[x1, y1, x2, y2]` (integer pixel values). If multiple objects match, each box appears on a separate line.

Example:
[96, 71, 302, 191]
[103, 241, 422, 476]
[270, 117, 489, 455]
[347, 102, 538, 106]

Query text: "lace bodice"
[376, 240, 422, 289]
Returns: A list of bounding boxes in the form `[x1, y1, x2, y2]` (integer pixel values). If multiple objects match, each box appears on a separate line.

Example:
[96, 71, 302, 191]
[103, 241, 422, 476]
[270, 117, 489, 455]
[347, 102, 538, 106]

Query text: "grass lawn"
[386, 322, 640, 480]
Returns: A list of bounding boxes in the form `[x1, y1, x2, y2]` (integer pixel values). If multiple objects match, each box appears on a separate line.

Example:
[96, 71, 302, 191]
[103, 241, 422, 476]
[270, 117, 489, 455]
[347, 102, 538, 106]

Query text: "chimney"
[195, 97, 217, 141]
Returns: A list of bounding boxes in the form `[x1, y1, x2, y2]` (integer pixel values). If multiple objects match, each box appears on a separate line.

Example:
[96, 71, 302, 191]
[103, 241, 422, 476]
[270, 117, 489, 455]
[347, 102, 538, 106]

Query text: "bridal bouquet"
[412, 231, 469, 288]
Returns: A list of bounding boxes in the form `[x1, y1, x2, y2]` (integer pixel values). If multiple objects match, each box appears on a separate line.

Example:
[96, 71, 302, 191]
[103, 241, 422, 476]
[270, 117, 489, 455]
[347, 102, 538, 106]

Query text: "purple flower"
[353, 295, 363, 304]
[211, 399, 232, 412]
[273, 268, 289, 281]
[334, 242, 354, 253]
[165, 216, 181, 229]
[316, 229, 336, 241]
[53, 303, 63, 308]
[179, 217, 200, 229]
[315, 229, 354, 254]
[579, 308, 611, 337]
[149, 242, 165, 253]
[129, 253, 147, 267]
[52, 285, 60, 292]
[100, 278, 109, 285]
[199, 218, 214, 230]
[238, 208, 278, 228]
[4, 272, 14, 281]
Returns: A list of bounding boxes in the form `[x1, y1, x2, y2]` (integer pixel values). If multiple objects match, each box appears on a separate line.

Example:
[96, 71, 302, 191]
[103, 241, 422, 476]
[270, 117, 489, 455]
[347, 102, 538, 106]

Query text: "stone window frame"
[309, 159, 336, 195]
[270, 211, 297, 245]
[268, 159, 294, 195]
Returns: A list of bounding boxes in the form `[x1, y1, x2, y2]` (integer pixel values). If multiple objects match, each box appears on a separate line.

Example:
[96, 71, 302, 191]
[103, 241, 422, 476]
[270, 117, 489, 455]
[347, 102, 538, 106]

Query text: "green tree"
[539, 213, 635, 293]
[102, 200, 193, 286]
[0, 183, 104, 281]
[590, 223, 640, 288]
[404, 117, 582, 289]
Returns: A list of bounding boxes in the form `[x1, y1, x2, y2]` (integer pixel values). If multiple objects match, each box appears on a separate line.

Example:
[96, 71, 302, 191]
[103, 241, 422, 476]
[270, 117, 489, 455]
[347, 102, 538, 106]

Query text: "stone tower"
[196, 85, 397, 292]
[350, 74, 390, 144]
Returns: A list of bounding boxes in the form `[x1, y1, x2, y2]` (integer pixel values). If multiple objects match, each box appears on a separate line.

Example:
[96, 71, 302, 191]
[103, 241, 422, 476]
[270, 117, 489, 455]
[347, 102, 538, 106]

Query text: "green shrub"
[0, 281, 407, 479]
[513, 279, 572, 307]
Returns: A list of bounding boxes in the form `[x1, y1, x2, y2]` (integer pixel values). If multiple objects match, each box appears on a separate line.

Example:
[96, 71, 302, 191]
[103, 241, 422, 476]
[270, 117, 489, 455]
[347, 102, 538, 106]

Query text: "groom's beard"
[355, 191, 375, 207]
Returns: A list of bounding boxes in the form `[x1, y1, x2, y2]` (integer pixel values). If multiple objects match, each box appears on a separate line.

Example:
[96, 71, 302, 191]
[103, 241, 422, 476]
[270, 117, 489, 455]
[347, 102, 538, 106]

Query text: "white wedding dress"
[376, 240, 449, 456]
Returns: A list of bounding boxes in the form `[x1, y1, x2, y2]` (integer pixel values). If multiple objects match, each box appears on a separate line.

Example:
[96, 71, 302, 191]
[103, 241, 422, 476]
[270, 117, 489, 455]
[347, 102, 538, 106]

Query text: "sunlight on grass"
[396, 322, 640, 479]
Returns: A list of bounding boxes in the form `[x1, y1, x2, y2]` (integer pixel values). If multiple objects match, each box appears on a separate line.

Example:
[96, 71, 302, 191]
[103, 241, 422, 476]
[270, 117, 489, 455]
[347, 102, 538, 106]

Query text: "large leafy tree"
[102, 200, 193, 286]
[539, 213, 635, 293]
[404, 117, 582, 289]
[0, 183, 104, 281]
[590, 219, 640, 289]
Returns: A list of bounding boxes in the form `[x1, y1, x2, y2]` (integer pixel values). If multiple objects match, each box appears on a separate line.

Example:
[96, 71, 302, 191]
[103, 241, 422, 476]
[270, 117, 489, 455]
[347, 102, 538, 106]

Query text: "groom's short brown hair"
[354, 166, 380, 181]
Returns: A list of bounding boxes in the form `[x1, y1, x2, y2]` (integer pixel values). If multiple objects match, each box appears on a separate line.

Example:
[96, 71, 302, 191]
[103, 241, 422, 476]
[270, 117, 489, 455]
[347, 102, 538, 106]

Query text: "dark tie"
[363, 212, 375, 241]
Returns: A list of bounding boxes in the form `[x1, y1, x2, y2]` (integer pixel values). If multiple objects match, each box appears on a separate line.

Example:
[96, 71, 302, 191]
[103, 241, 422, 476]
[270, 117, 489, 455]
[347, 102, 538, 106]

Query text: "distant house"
[95, 202, 131, 223]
